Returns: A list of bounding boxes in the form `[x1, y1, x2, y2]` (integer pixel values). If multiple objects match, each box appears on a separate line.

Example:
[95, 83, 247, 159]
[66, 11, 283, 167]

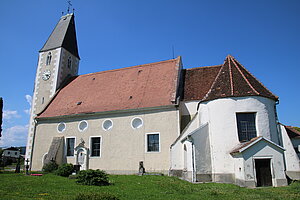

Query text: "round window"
[102, 119, 113, 131]
[57, 122, 66, 133]
[131, 117, 143, 129]
[78, 120, 88, 132]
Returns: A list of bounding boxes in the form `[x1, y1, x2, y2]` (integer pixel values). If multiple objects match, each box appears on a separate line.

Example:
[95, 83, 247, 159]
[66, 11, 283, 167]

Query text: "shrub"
[55, 163, 74, 177]
[76, 169, 109, 186]
[42, 160, 58, 173]
[74, 192, 119, 200]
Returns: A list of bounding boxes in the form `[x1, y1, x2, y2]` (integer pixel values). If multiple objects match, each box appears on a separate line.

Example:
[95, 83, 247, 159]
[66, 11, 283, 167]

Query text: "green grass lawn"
[0, 172, 299, 200]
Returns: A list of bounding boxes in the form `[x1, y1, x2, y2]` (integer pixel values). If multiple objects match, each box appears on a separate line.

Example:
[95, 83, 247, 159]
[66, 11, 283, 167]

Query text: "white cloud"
[25, 95, 32, 106]
[0, 124, 29, 147]
[3, 110, 21, 120]
[24, 94, 32, 115]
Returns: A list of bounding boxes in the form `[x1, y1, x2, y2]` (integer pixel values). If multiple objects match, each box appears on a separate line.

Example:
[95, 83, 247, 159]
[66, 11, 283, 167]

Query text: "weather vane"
[67, 0, 73, 13]
[62, 0, 75, 15]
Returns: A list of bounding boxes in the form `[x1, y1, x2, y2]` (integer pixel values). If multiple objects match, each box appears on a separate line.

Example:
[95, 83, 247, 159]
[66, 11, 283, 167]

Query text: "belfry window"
[46, 52, 52, 65]
[236, 113, 257, 142]
[67, 57, 72, 69]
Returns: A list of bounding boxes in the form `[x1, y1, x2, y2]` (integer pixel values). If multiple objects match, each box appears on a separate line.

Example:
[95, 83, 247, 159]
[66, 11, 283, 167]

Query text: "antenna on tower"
[172, 45, 175, 59]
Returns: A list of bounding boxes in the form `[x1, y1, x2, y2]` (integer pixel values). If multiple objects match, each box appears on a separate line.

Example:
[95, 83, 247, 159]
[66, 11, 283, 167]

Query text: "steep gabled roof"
[183, 65, 222, 101]
[40, 13, 80, 59]
[183, 55, 278, 102]
[38, 57, 181, 118]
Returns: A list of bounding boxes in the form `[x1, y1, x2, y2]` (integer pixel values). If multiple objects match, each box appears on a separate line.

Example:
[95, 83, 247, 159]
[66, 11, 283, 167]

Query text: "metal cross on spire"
[67, 0, 74, 13]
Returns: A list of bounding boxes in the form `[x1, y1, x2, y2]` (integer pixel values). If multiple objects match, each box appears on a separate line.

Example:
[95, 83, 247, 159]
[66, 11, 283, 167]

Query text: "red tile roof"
[183, 65, 222, 101]
[38, 57, 181, 118]
[230, 137, 261, 154]
[230, 136, 284, 154]
[285, 126, 300, 138]
[183, 55, 278, 102]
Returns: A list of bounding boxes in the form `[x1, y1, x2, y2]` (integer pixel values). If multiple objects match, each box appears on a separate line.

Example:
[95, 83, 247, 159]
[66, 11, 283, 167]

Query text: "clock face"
[42, 70, 51, 81]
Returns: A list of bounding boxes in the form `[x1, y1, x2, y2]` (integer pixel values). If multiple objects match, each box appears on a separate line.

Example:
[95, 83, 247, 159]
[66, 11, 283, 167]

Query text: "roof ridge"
[230, 55, 278, 100]
[79, 58, 178, 77]
[202, 61, 224, 101]
[229, 55, 260, 95]
[186, 64, 222, 70]
[228, 56, 234, 96]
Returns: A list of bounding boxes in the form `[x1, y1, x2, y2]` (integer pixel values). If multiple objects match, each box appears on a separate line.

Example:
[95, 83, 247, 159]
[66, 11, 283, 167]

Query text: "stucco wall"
[31, 108, 180, 174]
[199, 96, 278, 175]
[280, 125, 300, 179]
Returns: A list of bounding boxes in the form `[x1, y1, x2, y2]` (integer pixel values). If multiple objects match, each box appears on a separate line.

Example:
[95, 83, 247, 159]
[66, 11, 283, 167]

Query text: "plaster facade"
[171, 96, 288, 187]
[31, 107, 180, 174]
[280, 125, 300, 179]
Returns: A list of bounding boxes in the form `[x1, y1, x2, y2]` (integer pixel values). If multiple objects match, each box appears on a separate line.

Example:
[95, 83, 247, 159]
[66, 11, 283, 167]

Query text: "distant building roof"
[40, 13, 80, 59]
[4, 147, 19, 151]
[183, 55, 278, 102]
[285, 126, 300, 138]
[38, 57, 181, 118]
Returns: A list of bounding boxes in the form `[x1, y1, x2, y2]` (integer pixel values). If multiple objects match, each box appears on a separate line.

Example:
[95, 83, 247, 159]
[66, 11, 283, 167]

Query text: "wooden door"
[255, 159, 272, 187]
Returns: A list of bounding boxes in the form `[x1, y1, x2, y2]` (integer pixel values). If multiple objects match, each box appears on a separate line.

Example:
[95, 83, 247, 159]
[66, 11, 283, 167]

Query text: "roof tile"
[38, 58, 180, 118]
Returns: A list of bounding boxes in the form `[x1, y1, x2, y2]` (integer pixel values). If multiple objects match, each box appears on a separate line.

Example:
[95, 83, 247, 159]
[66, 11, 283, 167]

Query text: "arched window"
[46, 52, 52, 65]
[67, 57, 72, 69]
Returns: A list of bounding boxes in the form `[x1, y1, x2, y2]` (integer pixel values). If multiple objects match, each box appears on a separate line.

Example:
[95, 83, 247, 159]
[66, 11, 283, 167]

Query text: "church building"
[26, 13, 300, 187]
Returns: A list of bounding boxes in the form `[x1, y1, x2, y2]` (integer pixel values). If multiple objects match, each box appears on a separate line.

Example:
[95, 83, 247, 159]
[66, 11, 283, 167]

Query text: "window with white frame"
[102, 119, 113, 131]
[90, 137, 101, 157]
[78, 120, 88, 132]
[57, 122, 66, 133]
[46, 52, 52, 65]
[131, 117, 143, 129]
[236, 113, 257, 142]
[146, 133, 160, 152]
[66, 138, 75, 156]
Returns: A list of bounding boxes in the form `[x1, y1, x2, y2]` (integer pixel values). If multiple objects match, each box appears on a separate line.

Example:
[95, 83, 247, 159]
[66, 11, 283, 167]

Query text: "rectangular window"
[236, 113, 257, 142]
[147, 133, 160, 152]
[66, 138, 75, 156]
[91, 137, 101, 157]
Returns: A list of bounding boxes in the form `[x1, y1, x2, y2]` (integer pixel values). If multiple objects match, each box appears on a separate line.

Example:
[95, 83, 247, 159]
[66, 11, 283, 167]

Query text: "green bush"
[76, 169, 109, 186]
[42, 160, 58, 173]
[55, 163, 74, 177]
[74, 192, 119, 200]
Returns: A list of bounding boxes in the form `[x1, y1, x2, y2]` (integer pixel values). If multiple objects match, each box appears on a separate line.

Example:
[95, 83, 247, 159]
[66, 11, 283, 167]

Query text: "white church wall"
[280, 125, 300, 179]
[170, 110, 200, 172]
[192, 123, 212, 182]
[31, 107, 180, 174]
[233, 155, 245, 186]
[202, 96, 278, 179]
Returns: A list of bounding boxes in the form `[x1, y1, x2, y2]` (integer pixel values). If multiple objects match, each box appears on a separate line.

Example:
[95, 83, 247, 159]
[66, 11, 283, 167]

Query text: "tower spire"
[40, 13, 80, 59]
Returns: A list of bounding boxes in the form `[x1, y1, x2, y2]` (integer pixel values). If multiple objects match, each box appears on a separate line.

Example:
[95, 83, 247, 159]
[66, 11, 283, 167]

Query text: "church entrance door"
[255, 159, 272, 187]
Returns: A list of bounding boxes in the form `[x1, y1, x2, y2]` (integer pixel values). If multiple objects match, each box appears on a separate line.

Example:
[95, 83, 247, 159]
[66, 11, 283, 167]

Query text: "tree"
[0, 97, 3, 137]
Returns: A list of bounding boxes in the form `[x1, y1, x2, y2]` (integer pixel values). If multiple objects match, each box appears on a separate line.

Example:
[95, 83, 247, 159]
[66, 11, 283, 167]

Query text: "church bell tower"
[25, 13, 80, 164]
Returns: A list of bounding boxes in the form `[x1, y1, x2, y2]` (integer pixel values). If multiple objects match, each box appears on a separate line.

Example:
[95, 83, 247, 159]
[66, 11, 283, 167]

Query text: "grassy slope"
[0, 172, 299, 200]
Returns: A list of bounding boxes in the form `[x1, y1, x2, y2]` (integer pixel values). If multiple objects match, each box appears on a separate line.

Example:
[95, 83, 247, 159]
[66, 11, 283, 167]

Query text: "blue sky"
[0, 0, 299, 147]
